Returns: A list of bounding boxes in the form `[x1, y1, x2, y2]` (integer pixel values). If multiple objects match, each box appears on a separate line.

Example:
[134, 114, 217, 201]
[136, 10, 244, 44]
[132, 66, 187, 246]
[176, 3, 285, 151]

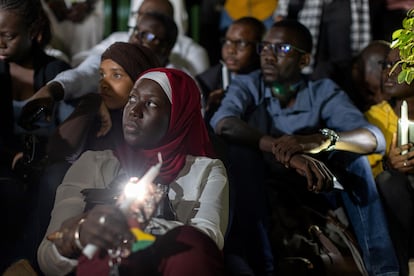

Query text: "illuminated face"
[99, 59, 134, 110]
[0, 10, 33, 63]
[123, 78, 171, 149]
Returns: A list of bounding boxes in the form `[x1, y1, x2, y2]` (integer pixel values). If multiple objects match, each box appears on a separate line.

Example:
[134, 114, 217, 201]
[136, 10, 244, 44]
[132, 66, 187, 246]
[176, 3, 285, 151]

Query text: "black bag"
[13, 134, 48, 184]
[81, 173, 128, 211]
[268, 189, 368, 276]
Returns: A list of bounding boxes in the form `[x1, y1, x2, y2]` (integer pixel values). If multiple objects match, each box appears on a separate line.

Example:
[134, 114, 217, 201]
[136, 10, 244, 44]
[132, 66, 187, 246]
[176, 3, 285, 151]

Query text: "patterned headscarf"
[116, 68, 216, 185]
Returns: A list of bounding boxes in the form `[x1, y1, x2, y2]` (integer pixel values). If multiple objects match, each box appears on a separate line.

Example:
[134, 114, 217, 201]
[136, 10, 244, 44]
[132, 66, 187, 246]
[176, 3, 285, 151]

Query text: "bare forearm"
[336, 128, 377, 154]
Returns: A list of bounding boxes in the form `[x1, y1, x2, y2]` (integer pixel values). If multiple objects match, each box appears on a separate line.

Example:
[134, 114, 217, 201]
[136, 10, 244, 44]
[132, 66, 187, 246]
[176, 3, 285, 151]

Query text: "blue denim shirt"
[210, 69, 385, 154]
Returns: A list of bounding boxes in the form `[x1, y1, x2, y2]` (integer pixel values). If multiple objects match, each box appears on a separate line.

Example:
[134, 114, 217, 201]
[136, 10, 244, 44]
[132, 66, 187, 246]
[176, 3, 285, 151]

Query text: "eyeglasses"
[128, 26, 159, 44]
[256, 42, 307, 57]
[221, 38, 257, 51]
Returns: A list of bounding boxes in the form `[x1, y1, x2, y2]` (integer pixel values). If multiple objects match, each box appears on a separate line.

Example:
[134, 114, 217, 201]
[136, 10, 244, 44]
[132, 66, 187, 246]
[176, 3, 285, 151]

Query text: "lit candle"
[120, 153, 163, 212]
[220, 60, 229, 90]
[401, 100, 409, 154]
[83, 153, 163, 259]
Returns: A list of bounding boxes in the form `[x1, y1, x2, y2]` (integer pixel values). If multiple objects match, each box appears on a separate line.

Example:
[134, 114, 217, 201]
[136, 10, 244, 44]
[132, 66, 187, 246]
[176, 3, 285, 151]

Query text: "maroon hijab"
[116, 68, 216, 185]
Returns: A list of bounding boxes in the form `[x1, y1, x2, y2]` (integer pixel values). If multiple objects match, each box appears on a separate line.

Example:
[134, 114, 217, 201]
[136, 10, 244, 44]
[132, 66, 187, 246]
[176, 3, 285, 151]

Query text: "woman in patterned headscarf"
[38, 68, 229, 276]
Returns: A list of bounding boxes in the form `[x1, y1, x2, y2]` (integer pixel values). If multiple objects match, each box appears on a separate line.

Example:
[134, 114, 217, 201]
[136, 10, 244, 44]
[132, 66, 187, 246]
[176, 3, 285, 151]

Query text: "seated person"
[4, 42, 162, 274]
[128, 0, 209, 76]
[210, 19, 399, 276]
[129, 0, 188, 36]
[41, 0, 104, 62]
[351, 40, 391, 113]
[72, 0, 208, 75]
[19, 11, 179, 133]
[0, 0, 72, 271]
[351, 40, 391, 177]
[196, 16, 266, 124]
[0, 0, 72, 173]
[375, 47, 414, 276]
[37, 68, 229, 275]
[47, 42, 161, 163]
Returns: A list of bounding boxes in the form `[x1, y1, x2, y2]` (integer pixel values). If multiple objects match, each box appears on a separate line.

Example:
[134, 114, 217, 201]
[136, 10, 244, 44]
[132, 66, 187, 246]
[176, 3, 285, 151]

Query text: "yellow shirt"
[224, 0, 278, 21]
[364, 100, 398, 177]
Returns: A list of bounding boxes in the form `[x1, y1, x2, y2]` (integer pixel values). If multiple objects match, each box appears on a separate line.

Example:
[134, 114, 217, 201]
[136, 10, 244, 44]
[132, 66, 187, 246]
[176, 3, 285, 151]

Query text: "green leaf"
[392, 29, 403, 40]
[398, 70, 408, 83]
[403, 17, 414, 29]
[390, 8, 414, 84]
[406, 69, 414, 84]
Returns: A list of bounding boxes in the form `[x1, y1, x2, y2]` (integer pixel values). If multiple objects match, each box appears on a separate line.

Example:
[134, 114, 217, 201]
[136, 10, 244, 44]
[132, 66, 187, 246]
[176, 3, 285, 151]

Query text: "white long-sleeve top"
[37, 150, 229, 275]
[57, 31, 209, 101]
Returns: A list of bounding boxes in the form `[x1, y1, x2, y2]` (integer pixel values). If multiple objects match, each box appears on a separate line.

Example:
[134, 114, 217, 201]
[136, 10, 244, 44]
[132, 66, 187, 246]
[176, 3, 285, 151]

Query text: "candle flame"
[124, 177, 147, 202]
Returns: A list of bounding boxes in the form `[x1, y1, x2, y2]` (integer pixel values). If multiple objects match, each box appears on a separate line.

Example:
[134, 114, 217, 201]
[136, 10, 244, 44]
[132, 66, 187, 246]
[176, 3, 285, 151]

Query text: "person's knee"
[156, 226, 225, 276]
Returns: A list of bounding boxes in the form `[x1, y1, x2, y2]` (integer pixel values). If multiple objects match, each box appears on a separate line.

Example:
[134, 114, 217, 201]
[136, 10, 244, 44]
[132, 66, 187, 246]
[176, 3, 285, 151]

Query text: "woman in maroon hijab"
[37, 68, 229, 276]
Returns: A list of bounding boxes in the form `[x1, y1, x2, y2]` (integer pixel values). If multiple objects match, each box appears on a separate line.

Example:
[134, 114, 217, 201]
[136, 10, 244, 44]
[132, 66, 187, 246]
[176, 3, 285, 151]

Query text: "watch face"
[320, 128, 339, 151]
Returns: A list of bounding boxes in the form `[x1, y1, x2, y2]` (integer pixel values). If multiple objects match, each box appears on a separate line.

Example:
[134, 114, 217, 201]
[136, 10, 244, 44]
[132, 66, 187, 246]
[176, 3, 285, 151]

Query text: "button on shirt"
[210, 69, 385, 154]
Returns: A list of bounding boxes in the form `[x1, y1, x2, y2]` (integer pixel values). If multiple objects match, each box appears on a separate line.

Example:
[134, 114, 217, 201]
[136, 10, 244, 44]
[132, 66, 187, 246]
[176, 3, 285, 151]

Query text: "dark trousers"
[1, 161, 72, 274]
[376, 171, 414, 276]
[77, 225, 226, 276]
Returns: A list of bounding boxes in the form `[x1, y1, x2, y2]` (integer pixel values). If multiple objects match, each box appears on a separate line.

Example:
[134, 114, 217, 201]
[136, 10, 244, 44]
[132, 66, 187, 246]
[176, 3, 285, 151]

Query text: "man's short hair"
[271, 19, 313, 53]
[233, 16, 266, 42]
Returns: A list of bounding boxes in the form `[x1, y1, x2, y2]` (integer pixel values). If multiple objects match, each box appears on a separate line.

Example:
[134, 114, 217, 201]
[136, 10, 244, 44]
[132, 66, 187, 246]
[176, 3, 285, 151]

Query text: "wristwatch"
[319, 128, 339, 151]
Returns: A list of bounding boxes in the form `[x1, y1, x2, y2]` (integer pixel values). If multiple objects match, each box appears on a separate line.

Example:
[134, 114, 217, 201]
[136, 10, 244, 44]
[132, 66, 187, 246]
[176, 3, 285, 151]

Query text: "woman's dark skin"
[52, 78, 172, 258]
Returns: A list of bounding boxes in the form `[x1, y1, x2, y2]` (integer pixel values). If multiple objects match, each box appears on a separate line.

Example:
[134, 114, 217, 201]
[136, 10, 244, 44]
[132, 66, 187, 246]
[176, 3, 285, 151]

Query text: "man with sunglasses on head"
[210, 19, 399, 276]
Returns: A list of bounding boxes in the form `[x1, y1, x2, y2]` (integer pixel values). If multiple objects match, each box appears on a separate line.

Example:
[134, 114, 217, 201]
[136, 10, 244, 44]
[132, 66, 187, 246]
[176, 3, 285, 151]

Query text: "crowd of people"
[1, 0, 413, 275]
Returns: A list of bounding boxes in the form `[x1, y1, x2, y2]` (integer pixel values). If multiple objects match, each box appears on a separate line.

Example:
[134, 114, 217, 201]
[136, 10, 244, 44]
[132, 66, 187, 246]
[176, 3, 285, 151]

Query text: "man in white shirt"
[72, 0, 208, 75]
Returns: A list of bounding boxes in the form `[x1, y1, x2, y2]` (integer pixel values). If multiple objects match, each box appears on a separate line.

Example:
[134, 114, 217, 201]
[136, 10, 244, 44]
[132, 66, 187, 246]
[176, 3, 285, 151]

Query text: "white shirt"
[37, 150, 229, 275]
[56, 31, 209, 101]
[129, 0, 189, 36]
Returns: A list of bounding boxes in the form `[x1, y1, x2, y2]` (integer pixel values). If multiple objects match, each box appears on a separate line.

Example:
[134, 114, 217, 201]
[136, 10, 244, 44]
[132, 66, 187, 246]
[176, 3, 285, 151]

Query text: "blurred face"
[221, 23, 260, 74]
[123, 78, 171, 149]
[352, 44, 389, 107]
[137, 0, 172, 18]
[0, 10, 33, 64]
[99, 59, 134, 110]
[382, 48, 414, 99]
[259, 27, 306, 84]
[128, 15, 167, 63]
